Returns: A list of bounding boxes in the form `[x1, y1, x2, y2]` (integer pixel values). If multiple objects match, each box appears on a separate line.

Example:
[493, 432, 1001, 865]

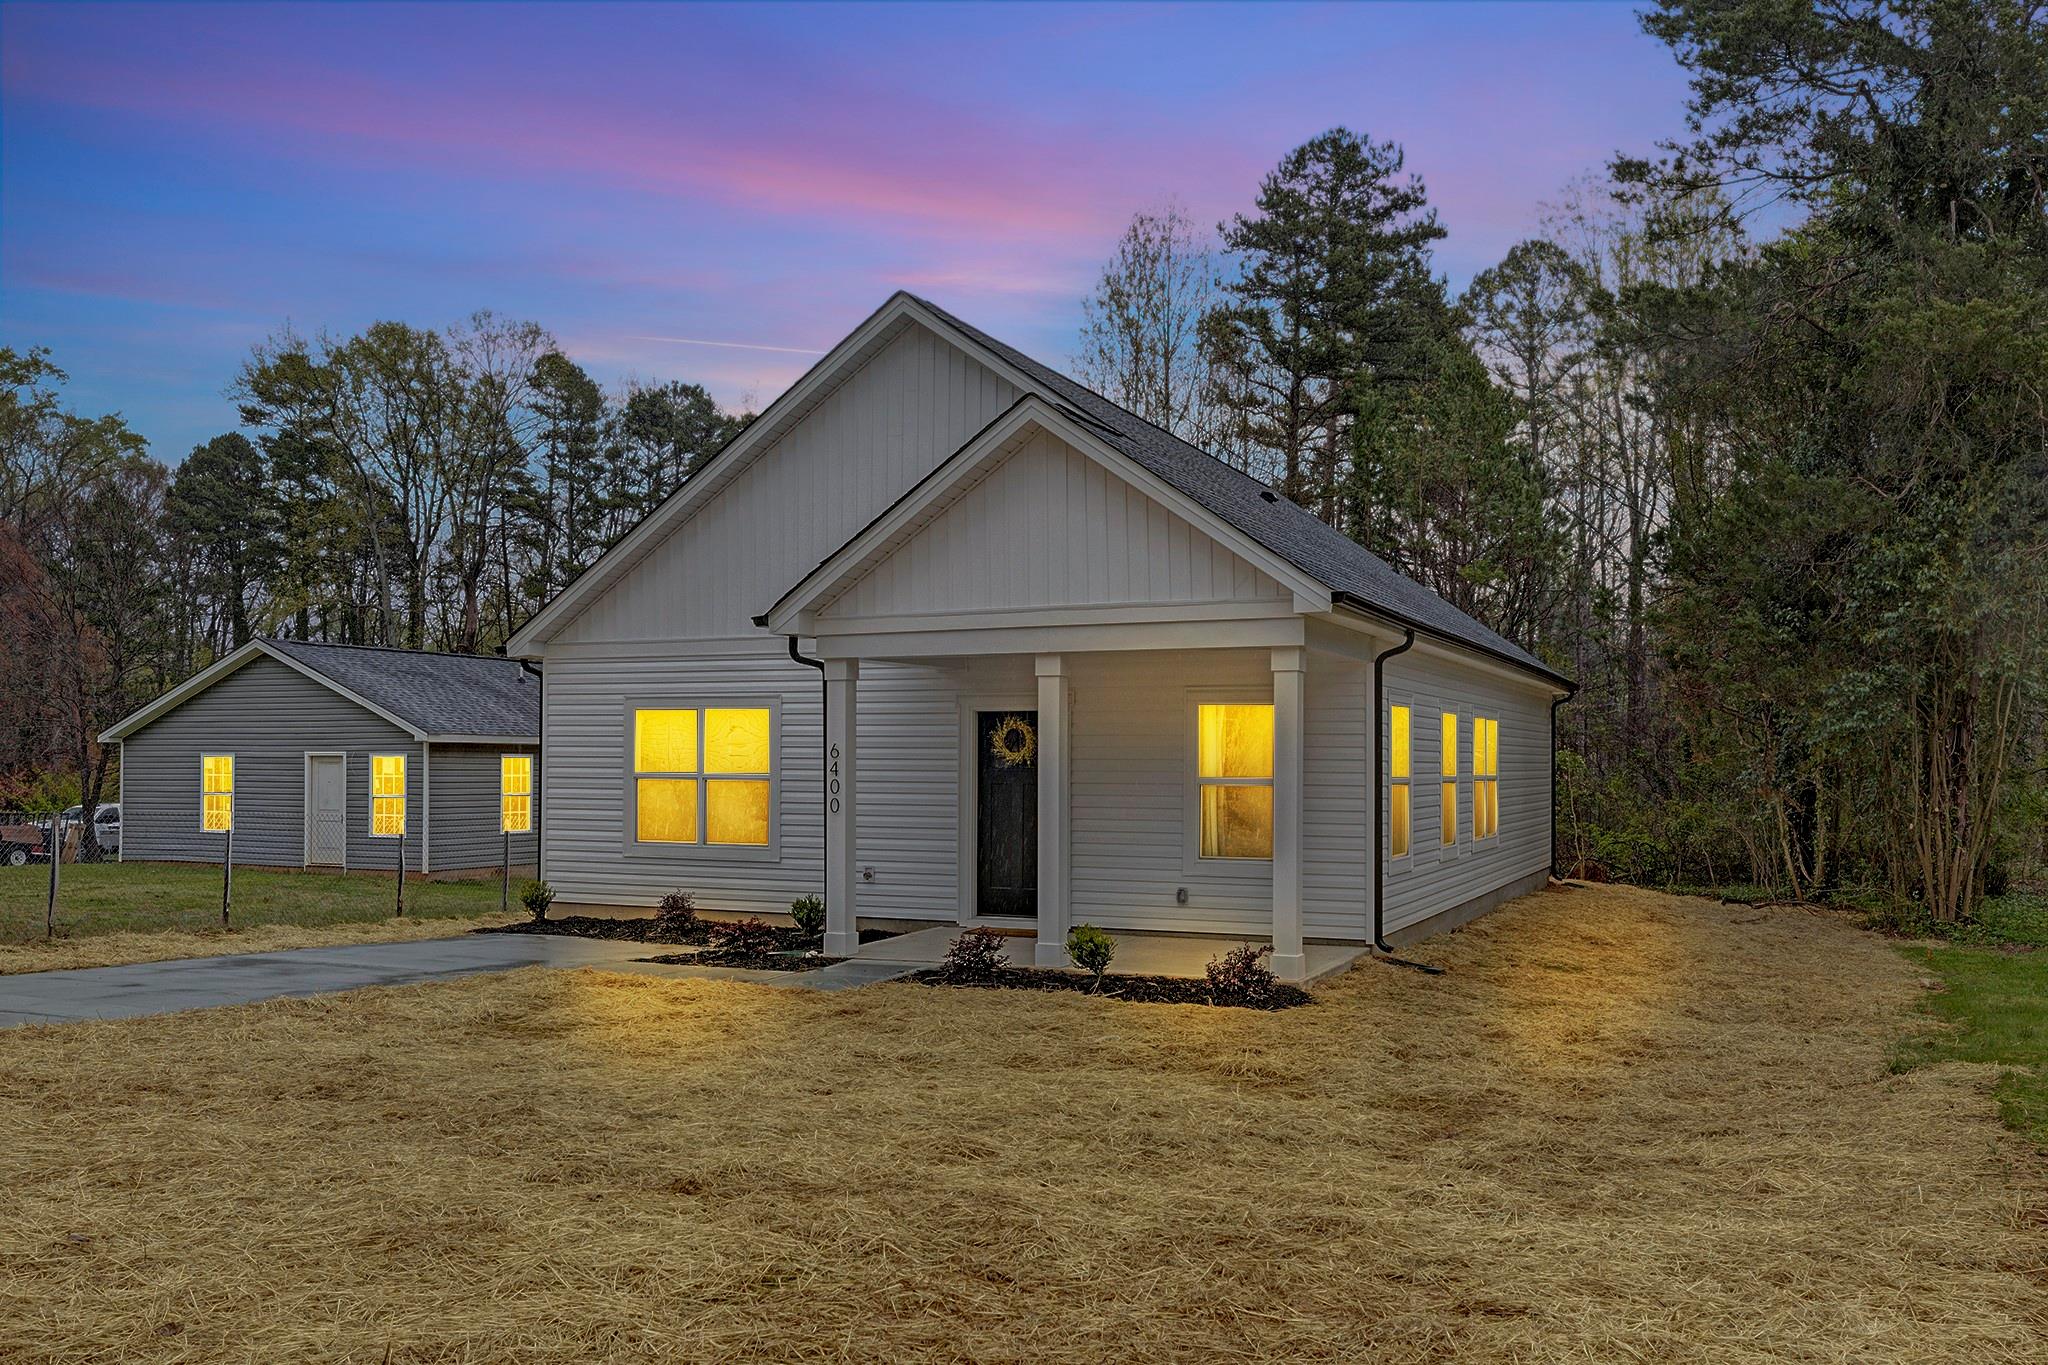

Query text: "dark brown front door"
[975, 710, 1038, 919]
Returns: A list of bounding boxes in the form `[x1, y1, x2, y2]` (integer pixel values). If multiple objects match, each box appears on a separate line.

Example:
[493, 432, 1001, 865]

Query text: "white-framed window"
[370, 754, 407, 838]
[500, 754, 533, 835]
[1474, 716, 1500, 840]
[1194, 701, 1274, 861]
[629, 705, 773, 849]
[1440, 711, 1460, 847]
[1388, 704, 1411, 859]
[201, 753, 234, 832]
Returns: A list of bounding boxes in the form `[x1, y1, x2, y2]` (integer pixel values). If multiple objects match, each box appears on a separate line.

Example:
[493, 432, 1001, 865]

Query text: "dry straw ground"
[1, 884, 2043, 1363]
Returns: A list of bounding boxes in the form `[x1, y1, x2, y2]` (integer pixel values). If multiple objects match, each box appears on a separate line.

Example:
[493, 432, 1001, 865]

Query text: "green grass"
[1888, 891, 2048, 1149]
[0, 861, 508, 944]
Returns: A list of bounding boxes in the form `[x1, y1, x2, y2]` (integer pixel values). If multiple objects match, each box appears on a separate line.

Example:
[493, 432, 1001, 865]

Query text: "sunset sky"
[0, 1, 1692, 462]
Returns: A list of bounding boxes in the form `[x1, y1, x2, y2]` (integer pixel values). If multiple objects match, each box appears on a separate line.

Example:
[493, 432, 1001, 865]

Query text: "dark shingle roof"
[909, 294, 1568, 687]
[264, 639, 540, 739]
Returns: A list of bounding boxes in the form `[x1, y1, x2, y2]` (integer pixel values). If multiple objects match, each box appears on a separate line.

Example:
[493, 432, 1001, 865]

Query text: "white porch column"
[823, 658, 860, 956]
[1033, 653, 1071, 969]
[1270, 646, 1307, 982]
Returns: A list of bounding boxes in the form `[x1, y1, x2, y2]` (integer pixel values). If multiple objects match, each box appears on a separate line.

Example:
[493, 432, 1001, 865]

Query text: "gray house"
[505, 293, 1572, 980]
[101, 639, 540, 875]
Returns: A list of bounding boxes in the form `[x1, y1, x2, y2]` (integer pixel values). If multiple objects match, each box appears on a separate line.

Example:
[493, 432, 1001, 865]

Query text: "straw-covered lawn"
[2, 884, 2043, 1363]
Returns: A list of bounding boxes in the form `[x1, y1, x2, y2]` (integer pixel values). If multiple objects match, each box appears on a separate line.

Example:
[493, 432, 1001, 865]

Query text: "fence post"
[221, 824, 233, 929]
[501, 830, 510, 915]
[396, 826, 405, 917]
[45, 813, 60, 940]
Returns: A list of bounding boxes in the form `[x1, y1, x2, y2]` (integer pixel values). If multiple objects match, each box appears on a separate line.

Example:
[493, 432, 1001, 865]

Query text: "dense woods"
[4, 0, 2043, 914]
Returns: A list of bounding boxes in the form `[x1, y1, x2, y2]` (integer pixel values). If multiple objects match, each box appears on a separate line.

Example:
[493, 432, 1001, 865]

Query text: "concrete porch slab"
[851, 925, 1365, 983]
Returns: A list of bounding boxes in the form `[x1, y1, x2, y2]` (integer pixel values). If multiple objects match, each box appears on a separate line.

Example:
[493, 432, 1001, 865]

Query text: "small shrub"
[789, 894, 826, 937]
[709, 916, 784, 957]
[1204, 942, 1278, 1005]
[940, 927, 1009, 981]
[653, 889, 698, 935]
[518, 879, 555, 922]
[1065, 923, 1115, 990]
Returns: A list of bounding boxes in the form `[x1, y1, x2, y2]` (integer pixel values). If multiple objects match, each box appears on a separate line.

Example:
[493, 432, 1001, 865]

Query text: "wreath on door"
[989, 714, 1037, 768]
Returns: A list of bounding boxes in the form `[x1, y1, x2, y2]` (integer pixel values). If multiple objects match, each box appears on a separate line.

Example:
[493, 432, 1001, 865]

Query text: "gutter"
[1331, 591, 1573, 692]
[1370, 627, 1442, 974]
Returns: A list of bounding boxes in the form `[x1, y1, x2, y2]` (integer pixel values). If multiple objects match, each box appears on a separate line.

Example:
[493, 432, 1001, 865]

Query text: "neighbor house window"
[1475, 717, 1499, 840]
[500, 754, 533, 834]
[201, 754, 234, 832]
[1196, 703, 1273, 859]
[1441, 711, 1460, 847]
[370, 754, 406, 837]
[1388, 705, 1411, 858]
[633, 707, 772, 847]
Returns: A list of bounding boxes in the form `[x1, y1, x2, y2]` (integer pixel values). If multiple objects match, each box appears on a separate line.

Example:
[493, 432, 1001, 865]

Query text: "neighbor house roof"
[100, 638, 540, 744]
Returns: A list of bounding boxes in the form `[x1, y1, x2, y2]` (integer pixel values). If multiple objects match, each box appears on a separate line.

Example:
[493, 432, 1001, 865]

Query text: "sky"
[0, 1, 1694, 464]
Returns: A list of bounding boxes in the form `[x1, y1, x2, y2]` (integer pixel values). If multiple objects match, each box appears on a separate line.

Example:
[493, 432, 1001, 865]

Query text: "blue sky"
[0, 2, 1691, 462]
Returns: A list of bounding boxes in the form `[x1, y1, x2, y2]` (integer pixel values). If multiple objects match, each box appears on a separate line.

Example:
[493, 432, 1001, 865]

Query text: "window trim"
[621, 696, 781, 862]
[1182, 688, 1276, 878]
[1386, 696, 1414, 865]
[368, 752, 408, 840]
[200, 752, 235, 833]
[500, 752, 534, 836]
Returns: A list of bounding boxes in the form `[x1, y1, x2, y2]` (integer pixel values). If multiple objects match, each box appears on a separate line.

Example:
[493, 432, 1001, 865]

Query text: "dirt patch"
[2, 883, 2043, 1362]
[912, 966, 1311, 1009]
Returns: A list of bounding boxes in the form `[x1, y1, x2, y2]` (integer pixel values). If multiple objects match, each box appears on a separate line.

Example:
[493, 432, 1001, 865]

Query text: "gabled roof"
[508, 290, 1569, 688]
[101, 638, 540, 744]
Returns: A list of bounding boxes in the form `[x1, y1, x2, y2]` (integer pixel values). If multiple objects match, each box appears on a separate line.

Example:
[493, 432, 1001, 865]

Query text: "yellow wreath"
[989, 714, 1037, 768]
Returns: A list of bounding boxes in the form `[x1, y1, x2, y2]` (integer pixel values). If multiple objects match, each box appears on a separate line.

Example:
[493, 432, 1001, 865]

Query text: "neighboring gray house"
[504, 293, 1573, 980]
[101, 639, 540, 875]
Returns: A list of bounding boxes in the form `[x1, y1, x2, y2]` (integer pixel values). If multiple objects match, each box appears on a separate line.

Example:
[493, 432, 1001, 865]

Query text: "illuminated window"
[1441, 711, 1460, 847]
[500, 754, 533, 834]
[633, 706, 772, 847]
[1388, 705, 1411, 859]
[370, 754, 407, 838]
[1474, 717, 1500, 840]
[1196, 703, 1273, 859]
[201, 754, 234, 832]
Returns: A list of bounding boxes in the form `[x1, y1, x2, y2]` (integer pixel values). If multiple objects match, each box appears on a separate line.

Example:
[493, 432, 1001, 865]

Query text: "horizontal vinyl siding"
[120, 655, 425, 871]
[555, 326, 1021, 645]
[427, 744, 539, 873]
[1380, 654, 1553, 934]
[1303, 654, 1370, 938]
[821, 428, 1289, 620]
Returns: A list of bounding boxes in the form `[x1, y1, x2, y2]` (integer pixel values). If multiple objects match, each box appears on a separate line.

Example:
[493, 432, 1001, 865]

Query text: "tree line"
[1, 328, 745, 824]
[1071, 0, 2045, 920]
[4, 0, 2043, 917]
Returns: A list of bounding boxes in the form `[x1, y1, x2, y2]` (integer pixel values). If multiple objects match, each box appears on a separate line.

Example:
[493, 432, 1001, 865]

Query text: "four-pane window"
[634, 707, 772, 847]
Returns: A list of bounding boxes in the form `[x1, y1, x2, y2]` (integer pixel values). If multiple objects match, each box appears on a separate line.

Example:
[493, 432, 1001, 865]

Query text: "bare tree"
[1075, 202, 1223, 450]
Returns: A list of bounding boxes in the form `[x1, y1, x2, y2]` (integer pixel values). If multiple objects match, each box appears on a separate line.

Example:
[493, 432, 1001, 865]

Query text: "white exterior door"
[306, 755, 346, 866]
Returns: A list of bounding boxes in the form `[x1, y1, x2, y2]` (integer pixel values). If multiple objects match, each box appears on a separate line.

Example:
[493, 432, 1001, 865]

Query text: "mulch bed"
[910, 967, 1312, 1010]
[636, 949, 845, 973]
[478, 918, 899, 950]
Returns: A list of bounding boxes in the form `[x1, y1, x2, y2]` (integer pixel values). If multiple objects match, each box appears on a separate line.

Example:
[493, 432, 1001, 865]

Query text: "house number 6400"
[828, 743, 841, 814]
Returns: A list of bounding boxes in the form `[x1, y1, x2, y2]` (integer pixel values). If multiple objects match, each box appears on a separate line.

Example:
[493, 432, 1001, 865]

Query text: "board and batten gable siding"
[1379, 651, 1553, 934]
[426, 743, 539, 873]
[817, 428, 1291, 621]
[554, 325, 1022, 646]
[118, 653, 425, 871]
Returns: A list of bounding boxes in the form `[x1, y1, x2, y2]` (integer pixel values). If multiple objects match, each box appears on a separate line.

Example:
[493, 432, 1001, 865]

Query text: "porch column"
[1270, 646, 1307, 982]
[1033, 653, 1071, 969]
[823, 658, 860, 957]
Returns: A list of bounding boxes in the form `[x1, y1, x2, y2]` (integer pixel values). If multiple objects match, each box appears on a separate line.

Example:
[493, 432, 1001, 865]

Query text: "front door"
[975, 710, 1038, 918]
[307, 755, 346, 866]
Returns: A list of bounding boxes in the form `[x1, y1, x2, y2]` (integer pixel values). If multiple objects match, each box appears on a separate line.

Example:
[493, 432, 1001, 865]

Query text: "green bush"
[518, 879, 555, 922]
[1065, 923, 1115, 989]
[789, 894, 826, 937]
